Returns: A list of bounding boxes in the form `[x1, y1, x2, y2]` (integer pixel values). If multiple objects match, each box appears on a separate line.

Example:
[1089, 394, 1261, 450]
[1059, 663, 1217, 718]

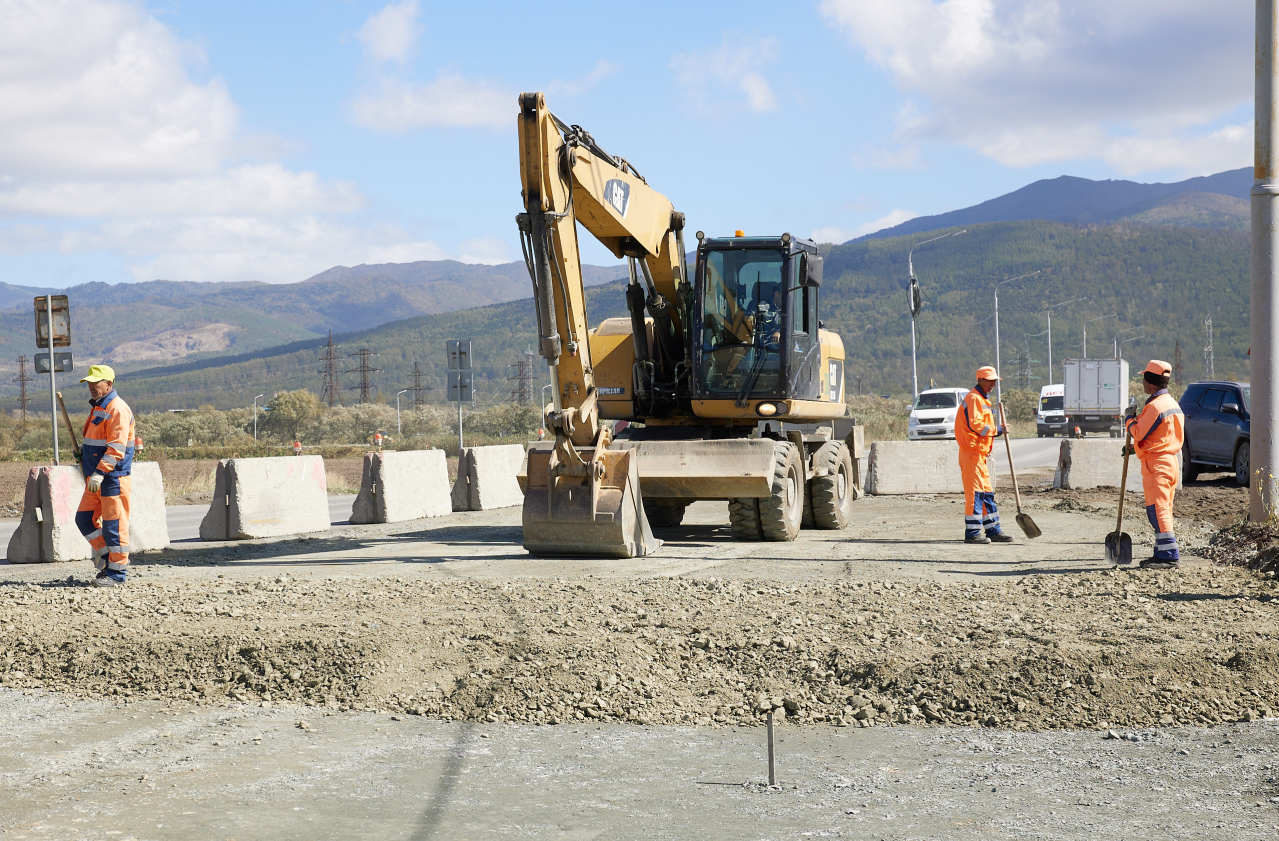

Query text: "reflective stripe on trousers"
[1141, 453, 1180, 560]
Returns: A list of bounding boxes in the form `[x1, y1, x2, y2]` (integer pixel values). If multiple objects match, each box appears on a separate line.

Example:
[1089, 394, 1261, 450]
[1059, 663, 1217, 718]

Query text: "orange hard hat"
[1143, 359, 1172, 377]
[975, 366, 1000, 381]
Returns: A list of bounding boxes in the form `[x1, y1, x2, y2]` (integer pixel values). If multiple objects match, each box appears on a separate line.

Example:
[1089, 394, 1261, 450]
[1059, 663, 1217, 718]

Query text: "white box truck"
[1063, 358, 1130, 437]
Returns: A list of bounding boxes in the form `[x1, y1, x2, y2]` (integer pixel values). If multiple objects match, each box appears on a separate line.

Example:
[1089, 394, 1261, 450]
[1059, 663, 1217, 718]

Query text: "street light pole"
[252, 393, 264, 441]
[395, 389, 408, 436]
[1253, 0, 1279, 521]
[1042, 296, 1088, 383]
[906, 229, 967, 398]
[992, 270, 1041, 402]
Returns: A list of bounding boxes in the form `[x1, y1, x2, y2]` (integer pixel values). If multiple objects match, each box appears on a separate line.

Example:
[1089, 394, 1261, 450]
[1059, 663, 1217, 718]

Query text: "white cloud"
[810, 226, 855, 244]
[671, 36, 779, 113]
[350, 73, 511, 132]
[820, 0, 1251, 175]
[356, 0, 422, 65]
[546, 60, 620, 98]
[810, 209, 917, 244]
[0, 0, 237, 177]
[0, 0, 498, 284]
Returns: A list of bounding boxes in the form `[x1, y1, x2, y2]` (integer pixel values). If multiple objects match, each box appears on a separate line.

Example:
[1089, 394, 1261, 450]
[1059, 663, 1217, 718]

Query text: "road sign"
[34, 295, 70, 348]
[447, 370, 474, 403]
[34, 352, 73, 374]
[447, 339, 471, 371]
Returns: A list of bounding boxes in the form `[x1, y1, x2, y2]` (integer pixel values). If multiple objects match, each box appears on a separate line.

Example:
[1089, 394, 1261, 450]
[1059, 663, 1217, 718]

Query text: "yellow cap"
[975, 365, 1000, 381]
[80, 364, 116, 384]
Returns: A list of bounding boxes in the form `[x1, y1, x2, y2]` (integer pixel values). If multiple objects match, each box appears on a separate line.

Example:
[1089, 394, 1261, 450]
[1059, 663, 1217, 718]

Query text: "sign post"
[446, 339, 473, 453]
[34, 295, 72, 465]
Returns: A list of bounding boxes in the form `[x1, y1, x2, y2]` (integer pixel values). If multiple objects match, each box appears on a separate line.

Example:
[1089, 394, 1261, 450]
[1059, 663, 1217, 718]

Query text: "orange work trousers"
[1140, 452, 1180, 560]
[75, 476, 132, 573]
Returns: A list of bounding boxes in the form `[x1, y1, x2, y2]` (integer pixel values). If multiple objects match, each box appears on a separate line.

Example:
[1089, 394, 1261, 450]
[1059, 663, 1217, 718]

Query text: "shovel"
[998, 402, 1041, 539]
[55, 391, 82, 461]
[1105, 431, 1134, 566]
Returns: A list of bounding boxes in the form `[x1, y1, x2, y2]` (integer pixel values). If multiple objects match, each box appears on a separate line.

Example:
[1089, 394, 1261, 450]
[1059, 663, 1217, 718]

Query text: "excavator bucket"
[519, 441, 661, 558]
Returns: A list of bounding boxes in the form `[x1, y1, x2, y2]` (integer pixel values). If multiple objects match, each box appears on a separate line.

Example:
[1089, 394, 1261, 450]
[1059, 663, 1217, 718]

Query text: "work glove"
[86, 473, 103, 494]
[1121, 444, 1135, 457]
[995, 425, 1006, 437]
[1123, 408, 1137, 422]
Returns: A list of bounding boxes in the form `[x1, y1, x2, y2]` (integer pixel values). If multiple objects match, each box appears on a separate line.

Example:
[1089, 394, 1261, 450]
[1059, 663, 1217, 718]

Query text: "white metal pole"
[253, 393, 263, 441]
[910, 316, 919, 399]
[1253, 0, 1279, 520]
[1047, 310, 1053, 381]
[396, 389, 408, 436]
[47, 295, 59, 465]
[993, 287, 1001, 404]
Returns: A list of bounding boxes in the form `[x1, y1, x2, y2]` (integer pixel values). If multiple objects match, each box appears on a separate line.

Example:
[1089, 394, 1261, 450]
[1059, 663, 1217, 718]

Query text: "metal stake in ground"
[766, 709, 776, 786]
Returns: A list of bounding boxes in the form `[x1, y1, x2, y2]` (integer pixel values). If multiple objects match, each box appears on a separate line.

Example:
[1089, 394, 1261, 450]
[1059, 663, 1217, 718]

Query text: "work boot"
[1139, 557, 1178, 570]
[964, 535, 991, 545]
[987, 532, 1015, 543]
[93, 570, 125, 587]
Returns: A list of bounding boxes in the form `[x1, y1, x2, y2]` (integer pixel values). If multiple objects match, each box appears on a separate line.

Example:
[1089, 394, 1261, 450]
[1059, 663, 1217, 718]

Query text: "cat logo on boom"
[603, 179, 629, 217]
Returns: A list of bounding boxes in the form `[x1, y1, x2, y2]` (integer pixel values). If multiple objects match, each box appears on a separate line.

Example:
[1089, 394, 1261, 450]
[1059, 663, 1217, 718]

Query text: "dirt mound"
[2, 570, 1276, 731]
[1203, 521, 1279, 574]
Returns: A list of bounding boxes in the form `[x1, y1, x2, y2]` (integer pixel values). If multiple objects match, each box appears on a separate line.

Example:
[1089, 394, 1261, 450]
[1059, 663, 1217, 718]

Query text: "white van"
[1037, 383, 1067, 437]
[907, 387, 969, 441]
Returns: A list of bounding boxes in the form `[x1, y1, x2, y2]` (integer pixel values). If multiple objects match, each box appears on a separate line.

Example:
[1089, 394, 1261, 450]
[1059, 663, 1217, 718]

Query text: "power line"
[346, 347, 379, 404]
[12, 355, 32, 428]
[318, 331, 341, 408]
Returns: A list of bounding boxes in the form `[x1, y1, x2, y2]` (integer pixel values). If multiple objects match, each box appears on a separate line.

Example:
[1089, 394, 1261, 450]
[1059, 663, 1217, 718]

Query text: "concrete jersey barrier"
[199, 455, 329, 540]
[1053, 439, 1181, 492]
[350, 450, 451, 524]
[866, 440, 999, 495]
[451, 444, 526, 511]
[6, 462, 169, 562]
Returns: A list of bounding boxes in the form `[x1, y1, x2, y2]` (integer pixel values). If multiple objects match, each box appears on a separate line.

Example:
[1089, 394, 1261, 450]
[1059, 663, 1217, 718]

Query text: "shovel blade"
[1105, 531, 1133, 565]
[1015, 512, 1041, 539]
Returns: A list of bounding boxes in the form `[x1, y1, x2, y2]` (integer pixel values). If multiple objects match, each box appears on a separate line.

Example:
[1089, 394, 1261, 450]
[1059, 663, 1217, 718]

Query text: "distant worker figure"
[756, 283, 785, 346]
[373, 430, 384, 451]
[74, 365, 136, 587]
[134, 434, 144, 455]
[292, 440, 303, 456]
[1124, 360, 1185, 569]
[954, 366, 1013, 544]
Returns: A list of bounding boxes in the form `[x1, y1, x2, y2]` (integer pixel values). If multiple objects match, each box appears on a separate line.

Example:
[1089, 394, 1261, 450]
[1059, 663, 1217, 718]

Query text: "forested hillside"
[115, 218, 1249, 411]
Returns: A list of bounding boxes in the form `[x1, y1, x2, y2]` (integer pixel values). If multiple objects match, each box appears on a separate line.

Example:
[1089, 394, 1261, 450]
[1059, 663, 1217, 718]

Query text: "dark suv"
[1178, 381, 1250, 485]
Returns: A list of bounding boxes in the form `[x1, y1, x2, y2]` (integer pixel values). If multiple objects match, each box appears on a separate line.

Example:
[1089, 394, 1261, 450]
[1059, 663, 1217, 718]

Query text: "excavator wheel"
[643, 499, 689, 528]
[758, 441, 805, 541]
[728, 497, 763, 540]
[808, 441, 854, 529]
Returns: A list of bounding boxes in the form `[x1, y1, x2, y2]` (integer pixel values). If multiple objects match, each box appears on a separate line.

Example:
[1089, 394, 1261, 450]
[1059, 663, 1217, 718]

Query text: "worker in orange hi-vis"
[74, 365, 136, 587]
[1124, 360, 1185, 569]
[292, 440, 303, 456]
[953, 366, 1013, 544]
[373, 430, 384, 451]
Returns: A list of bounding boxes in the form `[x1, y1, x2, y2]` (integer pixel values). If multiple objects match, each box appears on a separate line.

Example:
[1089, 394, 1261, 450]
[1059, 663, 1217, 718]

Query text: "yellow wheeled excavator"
[516, 92, 862, 558]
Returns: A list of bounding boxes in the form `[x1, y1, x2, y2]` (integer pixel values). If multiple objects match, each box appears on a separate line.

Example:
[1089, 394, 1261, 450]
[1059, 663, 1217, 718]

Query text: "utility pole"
[410, 361, 426, 409]
[319, 331, 341, 408]
[1203, 315, 1215, 378]
[1252, 0, 1278, 521]
[509, 351, 535, 404]
[12, 355, 32, 428]
[346, 348, 379, 404]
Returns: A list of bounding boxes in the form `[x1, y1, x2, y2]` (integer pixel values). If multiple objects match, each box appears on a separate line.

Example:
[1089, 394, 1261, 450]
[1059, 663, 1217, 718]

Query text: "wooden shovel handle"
[1117, 430, 1131, 531]
[55, 392, 81, 455]
[998, 402, 1024, 510]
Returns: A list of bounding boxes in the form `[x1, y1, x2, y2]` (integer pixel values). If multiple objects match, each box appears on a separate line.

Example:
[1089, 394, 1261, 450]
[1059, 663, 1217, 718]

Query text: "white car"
[907, 387, 969, 441]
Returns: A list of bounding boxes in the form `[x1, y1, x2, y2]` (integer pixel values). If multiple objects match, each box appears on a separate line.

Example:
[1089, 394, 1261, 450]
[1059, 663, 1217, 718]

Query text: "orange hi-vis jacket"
[1126, 390, 1184, 458]
[80, 389, 135, 489]
[954, 386, 999, 454]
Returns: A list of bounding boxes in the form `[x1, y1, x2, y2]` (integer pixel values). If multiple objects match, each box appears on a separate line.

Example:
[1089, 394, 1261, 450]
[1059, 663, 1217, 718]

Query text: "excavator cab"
[690, 233, 826, 415]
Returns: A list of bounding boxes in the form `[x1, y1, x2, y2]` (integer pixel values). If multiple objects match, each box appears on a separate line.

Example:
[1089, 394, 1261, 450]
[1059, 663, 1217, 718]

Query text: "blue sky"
[0, 0, 1254, 287]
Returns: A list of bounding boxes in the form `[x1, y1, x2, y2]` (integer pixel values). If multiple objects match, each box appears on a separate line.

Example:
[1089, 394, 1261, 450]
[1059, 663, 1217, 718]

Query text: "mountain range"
[0, 166, 1254, 409]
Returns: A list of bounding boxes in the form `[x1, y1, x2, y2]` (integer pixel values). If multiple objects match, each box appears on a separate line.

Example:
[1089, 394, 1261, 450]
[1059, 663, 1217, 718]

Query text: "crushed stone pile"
[1204, 522, 1279, 575]
[1, 568, 1276, 731]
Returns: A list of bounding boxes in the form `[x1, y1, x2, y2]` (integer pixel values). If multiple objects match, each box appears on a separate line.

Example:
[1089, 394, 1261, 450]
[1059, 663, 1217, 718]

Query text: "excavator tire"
[808, 441, 854, 529]
[728, 497, 763, 540]
[643, 499, 688, 528]
[758, 441, 804, 541]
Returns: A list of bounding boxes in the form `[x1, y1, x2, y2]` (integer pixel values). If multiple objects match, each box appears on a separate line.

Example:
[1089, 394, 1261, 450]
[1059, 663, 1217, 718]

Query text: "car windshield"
[914, 392, 957, 409]
[1040, 396, 1064, 411]
[696, 247, 786, 396]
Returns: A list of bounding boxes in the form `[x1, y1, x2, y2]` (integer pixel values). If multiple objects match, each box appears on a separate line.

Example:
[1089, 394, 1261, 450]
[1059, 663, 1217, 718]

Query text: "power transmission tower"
[410, 361, 426, 409]
[1203, 315, 1215, 379]
[1173, 338, 1183, 386]
[508, 351, 536, 404]
[12, 355, 32, 427]
[346, 348, 379, 404]
[319, 331, 341, 407]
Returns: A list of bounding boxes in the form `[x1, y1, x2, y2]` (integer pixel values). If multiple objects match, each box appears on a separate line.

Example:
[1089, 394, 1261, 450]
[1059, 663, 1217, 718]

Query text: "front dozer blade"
[519, 442, 661, 558]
